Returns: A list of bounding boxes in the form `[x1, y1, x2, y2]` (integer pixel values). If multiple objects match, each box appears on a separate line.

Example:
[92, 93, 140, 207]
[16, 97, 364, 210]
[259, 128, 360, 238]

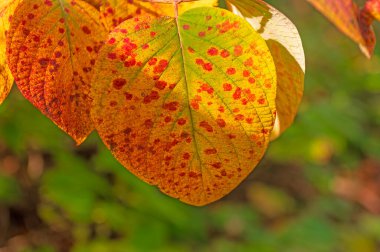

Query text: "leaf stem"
[173, 0, 181, 18]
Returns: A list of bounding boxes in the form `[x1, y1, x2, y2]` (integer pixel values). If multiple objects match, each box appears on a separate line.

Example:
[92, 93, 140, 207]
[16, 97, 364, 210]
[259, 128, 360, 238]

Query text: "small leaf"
[6, 0, 106, 144]
[99, 0, 217, 31]
[91, 7, 276, 206]
[227, 0, 305, 139]
[307, 0, 376, 58]
[0, 0, 21, 105]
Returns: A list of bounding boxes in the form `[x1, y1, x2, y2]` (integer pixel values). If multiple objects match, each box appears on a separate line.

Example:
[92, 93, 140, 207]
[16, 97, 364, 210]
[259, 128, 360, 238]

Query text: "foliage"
[0, 0, 299, 205]
[0, 0, 378, 205]
[0, 0, 379, 251]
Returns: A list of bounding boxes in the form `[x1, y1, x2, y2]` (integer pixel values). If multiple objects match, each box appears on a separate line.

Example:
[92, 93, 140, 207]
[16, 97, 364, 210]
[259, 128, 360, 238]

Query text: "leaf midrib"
[174, 11, 207, 198]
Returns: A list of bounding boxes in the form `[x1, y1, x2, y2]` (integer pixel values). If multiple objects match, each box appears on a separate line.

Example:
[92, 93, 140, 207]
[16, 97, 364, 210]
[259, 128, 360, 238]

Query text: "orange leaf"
[0, 0, 21, 105]
[91, 7, 277, 206]
[99, 0, 217, 31]
[228, 0, 305, 139]
[6, 0, 106, 144]
[307, 0, 376, 58]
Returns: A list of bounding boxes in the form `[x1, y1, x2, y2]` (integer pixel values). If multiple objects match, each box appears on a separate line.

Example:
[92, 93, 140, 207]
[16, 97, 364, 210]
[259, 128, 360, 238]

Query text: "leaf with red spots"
[99, 0, 217, 31]
[0, 0, 21, 105]
[6, 0, 106, 144]
[227, 0, 305, 139]
[307, 0, 376, 58]
[91, 7, 276, 206]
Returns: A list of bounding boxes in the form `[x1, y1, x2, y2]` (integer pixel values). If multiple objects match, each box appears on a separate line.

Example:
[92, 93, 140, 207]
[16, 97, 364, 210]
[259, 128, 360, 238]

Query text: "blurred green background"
[1, 1, 380, 251]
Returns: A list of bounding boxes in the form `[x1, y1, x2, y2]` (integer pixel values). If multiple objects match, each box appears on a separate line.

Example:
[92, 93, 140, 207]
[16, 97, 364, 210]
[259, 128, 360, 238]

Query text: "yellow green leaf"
[227, 0, 305, 139]
[0, 0, 21, 105]
[91, 7, 276, 206]
[307, 0, 376, 58]
[100, 0, 217, 31]
[6, 0, 106, 144]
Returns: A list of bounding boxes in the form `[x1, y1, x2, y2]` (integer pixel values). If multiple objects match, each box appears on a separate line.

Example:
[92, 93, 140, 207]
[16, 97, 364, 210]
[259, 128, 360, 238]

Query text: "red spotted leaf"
[91, 7, 277, 206]
[6, 0, 106, 144]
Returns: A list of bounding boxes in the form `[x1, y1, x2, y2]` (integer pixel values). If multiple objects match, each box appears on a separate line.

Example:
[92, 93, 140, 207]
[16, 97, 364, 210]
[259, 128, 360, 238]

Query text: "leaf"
[100, 0, 217, 31]
[0, 0, 21, 105]
[227, 0, 305, 139]
[91, 7, 277, 206]
[307, 0, 376, 58]
[6, 0, 106, 144]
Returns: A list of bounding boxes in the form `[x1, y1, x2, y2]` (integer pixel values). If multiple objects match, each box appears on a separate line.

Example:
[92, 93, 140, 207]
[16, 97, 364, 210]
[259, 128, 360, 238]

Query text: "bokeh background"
[1, 0, 380, 251]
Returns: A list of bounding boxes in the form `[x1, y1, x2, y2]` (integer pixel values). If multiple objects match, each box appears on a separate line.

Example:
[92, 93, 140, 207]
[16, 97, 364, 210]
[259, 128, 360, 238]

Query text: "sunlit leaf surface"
[6, 0, 106, 144]
[228, 0, 305, 139]
[92, 7, 276, 206]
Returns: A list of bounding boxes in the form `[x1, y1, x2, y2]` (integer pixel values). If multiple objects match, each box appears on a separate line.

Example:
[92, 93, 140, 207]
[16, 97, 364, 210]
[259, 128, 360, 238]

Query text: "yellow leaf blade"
[91, 7, 276, 206]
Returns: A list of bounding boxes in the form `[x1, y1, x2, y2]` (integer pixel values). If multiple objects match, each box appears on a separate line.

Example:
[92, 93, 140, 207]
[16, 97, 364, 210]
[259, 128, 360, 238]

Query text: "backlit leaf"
[307, 0, 376, 58]
[0, 0, 21, 105]
[6, 0, 106, 144]
[227, 0, 305, 139]
[100, 0, 217, 31]
[91, 7, 276, 206]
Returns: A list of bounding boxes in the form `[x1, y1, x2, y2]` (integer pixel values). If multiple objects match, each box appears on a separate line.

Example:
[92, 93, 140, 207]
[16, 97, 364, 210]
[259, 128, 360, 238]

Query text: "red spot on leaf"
[223, 83, 232, 91]
[178, 118, 187, 125]
[199, 121, 213, 132]
[205, 148, 217, 155]
[82, 26, 91, 34]
[216, 118, 226, 128]
[203, 62, 213, 71]
[155, 80, 167, 90]
[234, 45, 243, 56]
[207, 47, 218, 56]
[220, 49, 230, 58]
[113, 78, 127, 90]
[233, 87, 242, 100]
[163, 101, 179, 111]
[227, 68, 236, 75]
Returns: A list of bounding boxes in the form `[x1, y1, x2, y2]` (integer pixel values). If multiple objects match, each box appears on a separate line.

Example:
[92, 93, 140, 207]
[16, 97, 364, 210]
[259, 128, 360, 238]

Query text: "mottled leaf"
[0, 0, 21, 105]
[100, 0, 217, 31]
[307, 0, 376, 57]
[227, 0, 305, 139]
[6, 0, 106, 144]
[91, 7, 276, 206]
